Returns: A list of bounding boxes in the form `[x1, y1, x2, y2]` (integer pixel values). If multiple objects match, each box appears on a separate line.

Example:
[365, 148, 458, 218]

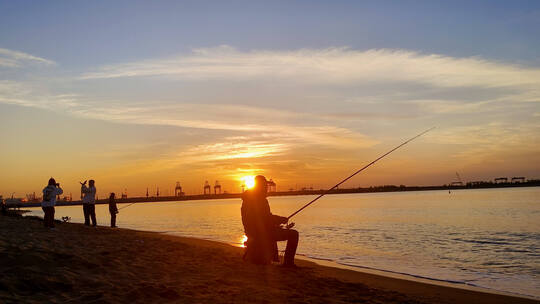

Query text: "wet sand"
[0, 215, 537, 303]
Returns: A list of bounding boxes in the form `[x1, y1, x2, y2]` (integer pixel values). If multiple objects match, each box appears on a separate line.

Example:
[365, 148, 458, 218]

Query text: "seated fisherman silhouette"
[241, 175, 299, 267]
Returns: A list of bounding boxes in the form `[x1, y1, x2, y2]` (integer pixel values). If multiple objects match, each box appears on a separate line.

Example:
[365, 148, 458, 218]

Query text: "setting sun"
[242, 176, 256, 189]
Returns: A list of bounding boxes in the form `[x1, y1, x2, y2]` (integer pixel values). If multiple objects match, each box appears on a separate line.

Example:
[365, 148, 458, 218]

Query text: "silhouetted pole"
[287, 127, 435, 220]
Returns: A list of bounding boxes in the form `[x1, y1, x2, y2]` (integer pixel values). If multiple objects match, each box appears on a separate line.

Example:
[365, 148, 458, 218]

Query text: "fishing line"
[287, 127, 436, 220]
[118, 202, 137, 211]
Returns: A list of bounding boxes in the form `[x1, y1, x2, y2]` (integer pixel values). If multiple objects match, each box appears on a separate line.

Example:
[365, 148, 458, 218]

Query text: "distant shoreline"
[15, 180, 540, 208]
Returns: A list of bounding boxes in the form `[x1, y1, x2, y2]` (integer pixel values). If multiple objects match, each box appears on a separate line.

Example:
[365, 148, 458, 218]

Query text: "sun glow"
[240, 235, 248, 248]
[242, 175, 256, 189]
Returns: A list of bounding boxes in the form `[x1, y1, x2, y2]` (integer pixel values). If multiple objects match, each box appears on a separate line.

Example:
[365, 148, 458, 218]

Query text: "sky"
[1, 0, 539, 198]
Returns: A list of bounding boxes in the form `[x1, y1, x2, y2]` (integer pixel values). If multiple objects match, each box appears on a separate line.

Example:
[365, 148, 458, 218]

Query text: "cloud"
[0, 48, 55, 67]
[425, 122, 540, 164]
[80, 46, 540, 91]
[3, 46, 538, 180]
[0, 80, 377, 150]
[429, 122, 539, 146]
[94, 136, 292, 178]
[144, 139, 288, 169]
[0, 80, 78, 108]
[72, 102, 378, 148]
[3, 45, 540, 192]
[185, 141, 287, 160]
[410, 99, 495, 114]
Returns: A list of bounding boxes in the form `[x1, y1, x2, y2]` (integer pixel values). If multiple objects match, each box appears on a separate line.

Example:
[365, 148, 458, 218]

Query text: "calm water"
[27, 187, 540, 298]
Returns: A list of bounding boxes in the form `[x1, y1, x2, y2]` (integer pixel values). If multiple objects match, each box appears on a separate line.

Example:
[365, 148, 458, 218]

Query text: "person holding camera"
[42, 177, 63, 229]
[80, 179, 97, 226]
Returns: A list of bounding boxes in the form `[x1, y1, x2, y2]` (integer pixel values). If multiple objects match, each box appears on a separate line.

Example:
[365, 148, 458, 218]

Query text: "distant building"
[511, 177, 525, 183]
[494, 177, 508, 184]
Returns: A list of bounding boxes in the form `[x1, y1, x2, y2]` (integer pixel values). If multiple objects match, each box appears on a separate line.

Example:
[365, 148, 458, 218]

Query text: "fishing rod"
[287, 127, 436, 220]
[118, 202, 137, 211]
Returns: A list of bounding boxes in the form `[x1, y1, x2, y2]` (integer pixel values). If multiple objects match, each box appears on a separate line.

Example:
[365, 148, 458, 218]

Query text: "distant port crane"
[267, 179, 277, 192]
[451, 172, 463, 186]
[175, 182, 184, 196]
[204, 181, 211, 195]
[214, 181, 221, 194]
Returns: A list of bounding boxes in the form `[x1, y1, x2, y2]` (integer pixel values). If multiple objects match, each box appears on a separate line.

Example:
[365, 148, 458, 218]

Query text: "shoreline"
[5, 213, 536, 303]
[296, 255, 538, 301]
[21, 205, 540, 301]
[167, 234, 539, 301]
[13, 183, 540, 208]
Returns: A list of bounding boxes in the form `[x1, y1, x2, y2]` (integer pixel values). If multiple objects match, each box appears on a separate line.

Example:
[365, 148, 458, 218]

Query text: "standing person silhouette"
[241, 175, 299, 267]
[42, 178, 63, 229]
[81, 179, 97, 226]
[108, 192, 118, 228]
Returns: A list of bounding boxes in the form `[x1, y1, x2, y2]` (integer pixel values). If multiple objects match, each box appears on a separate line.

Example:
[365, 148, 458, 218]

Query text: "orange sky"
[2, 4, 540, 198]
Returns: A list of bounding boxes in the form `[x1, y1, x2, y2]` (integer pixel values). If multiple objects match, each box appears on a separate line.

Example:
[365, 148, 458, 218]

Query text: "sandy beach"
[0, 214, 537, 304]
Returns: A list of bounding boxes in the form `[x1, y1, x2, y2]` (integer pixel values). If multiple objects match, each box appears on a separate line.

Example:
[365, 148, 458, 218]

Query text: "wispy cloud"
[0, 80, 377, 150]
[410, 99, 496, 114]
[73, 102, 378, 149]
[95, 136, 291, 177]
[426, 122, 540, 164]
[80, 46, 540, 91]
[186, 141, 287, 160]
[2, 45, 539, 188]
[143, 139, 288, 169]
[0, 80, 78, 108]
[428, 122, 539, 146]
[0, 48, 55, 67]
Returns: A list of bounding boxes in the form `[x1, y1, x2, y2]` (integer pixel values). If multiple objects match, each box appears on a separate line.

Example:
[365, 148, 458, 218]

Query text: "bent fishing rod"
[287, 127, 436, 220]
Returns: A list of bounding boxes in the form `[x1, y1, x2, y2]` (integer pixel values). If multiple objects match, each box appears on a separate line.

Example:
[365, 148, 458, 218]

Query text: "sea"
[26, 187, 539, 299]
